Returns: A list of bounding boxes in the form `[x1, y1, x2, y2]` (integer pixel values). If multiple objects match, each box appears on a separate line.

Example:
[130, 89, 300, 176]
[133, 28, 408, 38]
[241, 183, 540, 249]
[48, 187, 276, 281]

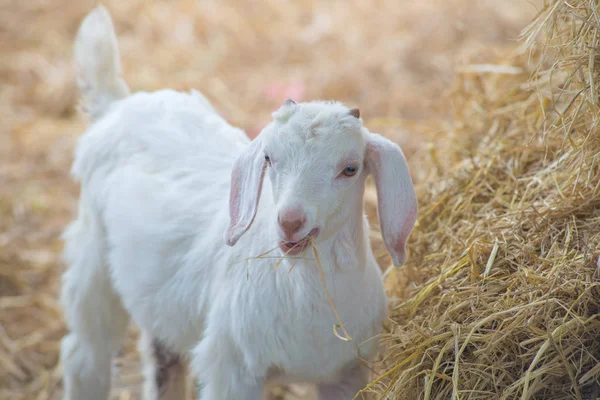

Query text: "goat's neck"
[327, 192, 369, 271]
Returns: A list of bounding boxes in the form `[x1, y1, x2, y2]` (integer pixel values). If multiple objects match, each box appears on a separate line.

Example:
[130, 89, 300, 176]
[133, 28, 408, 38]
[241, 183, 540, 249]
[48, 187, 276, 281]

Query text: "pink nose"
[278, 208, 306, 240]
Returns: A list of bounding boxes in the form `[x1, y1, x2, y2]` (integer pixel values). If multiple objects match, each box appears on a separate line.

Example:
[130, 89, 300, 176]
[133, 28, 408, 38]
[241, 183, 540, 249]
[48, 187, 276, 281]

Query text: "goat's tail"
[74, 4, 130, 120]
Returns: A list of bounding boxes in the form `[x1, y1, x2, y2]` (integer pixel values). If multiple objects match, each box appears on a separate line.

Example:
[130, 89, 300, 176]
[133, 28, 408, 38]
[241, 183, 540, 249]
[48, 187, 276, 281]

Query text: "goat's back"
[72, 89, 248, 184]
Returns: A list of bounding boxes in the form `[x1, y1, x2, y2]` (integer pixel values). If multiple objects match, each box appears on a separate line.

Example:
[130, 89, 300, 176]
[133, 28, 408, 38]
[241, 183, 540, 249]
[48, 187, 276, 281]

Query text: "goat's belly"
[107, 229, 211, 353]
[111, 266, 207, 353]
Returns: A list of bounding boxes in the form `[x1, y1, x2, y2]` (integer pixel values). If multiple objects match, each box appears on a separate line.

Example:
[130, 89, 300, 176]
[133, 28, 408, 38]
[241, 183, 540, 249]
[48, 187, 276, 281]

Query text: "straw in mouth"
[279, 228, 320, 255]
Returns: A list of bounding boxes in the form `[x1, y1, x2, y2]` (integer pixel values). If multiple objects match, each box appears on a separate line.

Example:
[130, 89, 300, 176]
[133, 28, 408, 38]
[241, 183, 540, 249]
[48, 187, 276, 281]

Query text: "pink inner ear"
[366, 134, 417, 267]
[226, 169, 243, 245]
[225, 137, 267, 246]
[393, 206, 418, 260]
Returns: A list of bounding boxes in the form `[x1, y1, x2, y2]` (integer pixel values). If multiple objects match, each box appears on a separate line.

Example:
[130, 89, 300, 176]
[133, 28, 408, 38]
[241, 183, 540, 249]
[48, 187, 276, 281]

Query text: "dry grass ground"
[0, 1, 540, 399]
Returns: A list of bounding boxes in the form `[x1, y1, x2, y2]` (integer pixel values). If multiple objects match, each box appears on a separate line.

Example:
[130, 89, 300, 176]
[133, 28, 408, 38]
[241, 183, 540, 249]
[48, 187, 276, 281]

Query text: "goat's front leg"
[139, 332, 188, 400]
[192, 336, 264, 400]
[316, 361, 370, 400]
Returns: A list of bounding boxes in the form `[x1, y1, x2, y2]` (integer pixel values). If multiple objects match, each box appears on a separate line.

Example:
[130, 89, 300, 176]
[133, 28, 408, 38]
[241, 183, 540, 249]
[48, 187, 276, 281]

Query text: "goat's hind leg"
[139, 332, 188, 400]
[59, 215, 129, 400]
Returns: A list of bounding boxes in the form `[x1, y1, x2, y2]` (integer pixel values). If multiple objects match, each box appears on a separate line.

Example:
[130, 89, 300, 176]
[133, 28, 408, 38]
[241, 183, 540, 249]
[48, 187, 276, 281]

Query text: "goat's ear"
[365, 133, 417, 267]
[225, 135, 267, 246]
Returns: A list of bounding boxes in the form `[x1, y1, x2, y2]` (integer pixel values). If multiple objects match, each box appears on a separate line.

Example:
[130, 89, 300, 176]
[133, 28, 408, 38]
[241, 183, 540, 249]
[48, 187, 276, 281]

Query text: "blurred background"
[1, 0, 541, 398]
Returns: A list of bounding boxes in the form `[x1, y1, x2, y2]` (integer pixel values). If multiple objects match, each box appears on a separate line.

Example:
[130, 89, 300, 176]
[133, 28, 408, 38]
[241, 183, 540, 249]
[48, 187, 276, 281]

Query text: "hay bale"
[368, 1, 600, 399]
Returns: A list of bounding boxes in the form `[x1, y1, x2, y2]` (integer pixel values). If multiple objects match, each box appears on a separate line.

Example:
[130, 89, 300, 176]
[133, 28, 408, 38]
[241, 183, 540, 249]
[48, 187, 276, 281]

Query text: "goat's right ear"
[225, 136, 267, 246]
[365, 133, 417, 268]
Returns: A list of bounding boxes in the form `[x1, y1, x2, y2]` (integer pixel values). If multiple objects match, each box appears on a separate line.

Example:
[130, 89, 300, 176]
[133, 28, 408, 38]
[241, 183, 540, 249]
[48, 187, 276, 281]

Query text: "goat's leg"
[59, 217, 129, 400]
[192, 336, 264, 400]
[316, 361, 370, 400]
[139, 332, 188, 400]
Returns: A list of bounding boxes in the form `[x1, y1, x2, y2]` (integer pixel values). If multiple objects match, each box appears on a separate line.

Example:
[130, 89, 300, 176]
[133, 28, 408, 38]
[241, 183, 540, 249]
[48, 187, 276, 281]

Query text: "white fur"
[60, 5, 417, 400]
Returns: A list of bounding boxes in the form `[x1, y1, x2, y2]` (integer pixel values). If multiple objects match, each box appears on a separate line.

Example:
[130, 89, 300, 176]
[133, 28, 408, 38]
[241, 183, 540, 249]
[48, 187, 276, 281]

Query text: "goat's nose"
[278, 208, 306, 239]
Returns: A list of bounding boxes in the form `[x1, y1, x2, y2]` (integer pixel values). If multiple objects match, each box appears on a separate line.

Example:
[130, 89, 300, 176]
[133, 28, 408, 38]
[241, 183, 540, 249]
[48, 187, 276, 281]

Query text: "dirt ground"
[0, 0, 540, 399]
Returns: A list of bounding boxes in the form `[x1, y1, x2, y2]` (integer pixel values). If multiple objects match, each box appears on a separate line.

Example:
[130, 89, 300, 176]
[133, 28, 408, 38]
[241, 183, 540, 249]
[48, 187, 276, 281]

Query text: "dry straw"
[364, 1, 600, 399]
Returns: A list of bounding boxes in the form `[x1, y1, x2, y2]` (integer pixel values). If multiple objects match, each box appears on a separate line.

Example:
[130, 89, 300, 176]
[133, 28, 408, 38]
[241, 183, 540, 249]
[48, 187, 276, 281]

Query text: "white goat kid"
[59, 5, 418, 400]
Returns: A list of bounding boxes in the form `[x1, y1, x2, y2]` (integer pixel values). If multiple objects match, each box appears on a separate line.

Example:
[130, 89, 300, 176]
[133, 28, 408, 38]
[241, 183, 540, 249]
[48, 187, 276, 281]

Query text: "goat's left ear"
[225, 135, 267, 246]
[365, 133, 417, 267]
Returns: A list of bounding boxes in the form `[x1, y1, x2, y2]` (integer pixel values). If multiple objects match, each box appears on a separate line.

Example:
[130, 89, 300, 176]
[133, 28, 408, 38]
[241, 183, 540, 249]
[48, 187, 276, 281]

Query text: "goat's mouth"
[279, 228, 320, 256]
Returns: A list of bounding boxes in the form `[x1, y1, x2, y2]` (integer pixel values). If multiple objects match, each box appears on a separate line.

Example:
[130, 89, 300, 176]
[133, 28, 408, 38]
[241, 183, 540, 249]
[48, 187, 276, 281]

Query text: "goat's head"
[225, 99, 417, 267]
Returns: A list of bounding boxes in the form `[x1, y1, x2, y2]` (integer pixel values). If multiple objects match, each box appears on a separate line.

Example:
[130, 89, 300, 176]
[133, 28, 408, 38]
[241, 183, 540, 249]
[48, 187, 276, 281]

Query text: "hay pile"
[370, 1, 600, 399]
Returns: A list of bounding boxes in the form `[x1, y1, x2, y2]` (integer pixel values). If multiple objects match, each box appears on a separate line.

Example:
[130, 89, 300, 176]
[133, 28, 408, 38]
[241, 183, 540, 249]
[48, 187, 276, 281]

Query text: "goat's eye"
[342, 165, 358, 177]
[265, 154, 271, 165]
